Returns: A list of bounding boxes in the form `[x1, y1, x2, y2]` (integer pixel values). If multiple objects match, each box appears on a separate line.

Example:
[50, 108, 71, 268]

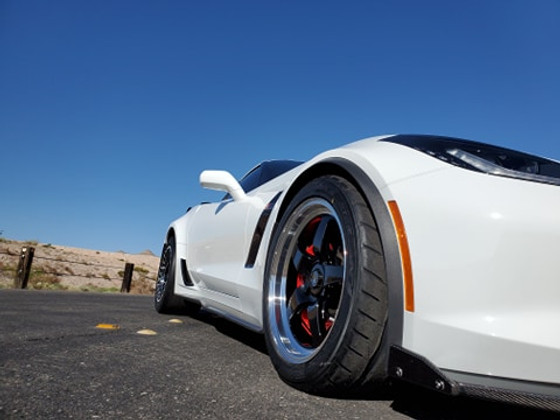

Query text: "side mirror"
[199, 170, 247, 201]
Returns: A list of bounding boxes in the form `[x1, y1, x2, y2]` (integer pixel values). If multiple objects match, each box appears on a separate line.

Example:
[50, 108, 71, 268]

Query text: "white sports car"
[155, 134, 560, 409]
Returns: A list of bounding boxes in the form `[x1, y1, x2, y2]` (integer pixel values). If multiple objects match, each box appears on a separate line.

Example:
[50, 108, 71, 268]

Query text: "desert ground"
[0, 238, 159, 294]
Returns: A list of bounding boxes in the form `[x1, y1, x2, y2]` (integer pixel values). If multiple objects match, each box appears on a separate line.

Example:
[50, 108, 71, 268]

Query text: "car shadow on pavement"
[190, 309, 269, 355]
[183, 309, 559, 419]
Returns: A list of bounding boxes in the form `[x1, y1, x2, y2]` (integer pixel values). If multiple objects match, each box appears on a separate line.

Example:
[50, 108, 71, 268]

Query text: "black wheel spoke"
[287, 286, 314, 321]
[310, 216, 331, 258]
[306, 302, 323, 347]
[323, 264, 344, 286]
[292, 247, 314, 273]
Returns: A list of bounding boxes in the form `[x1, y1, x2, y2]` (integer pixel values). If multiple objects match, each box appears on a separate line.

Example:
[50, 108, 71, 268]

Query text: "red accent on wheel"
[304, 217, 321, 237]
[305, 245, 315, 256]
[301, 310, 312, 336]
[297, 273, 305, 288]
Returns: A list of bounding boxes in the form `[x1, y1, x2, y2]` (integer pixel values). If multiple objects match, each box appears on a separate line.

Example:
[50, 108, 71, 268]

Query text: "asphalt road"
[0, 290, 557, 419]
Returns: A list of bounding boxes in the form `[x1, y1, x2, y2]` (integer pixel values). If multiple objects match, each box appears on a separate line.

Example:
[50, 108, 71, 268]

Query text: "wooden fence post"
[14, 246, 35, 289]
[121, 262, 134, 293]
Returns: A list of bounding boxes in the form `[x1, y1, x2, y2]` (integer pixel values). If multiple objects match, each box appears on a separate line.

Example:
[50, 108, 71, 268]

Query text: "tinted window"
[239, 160, 303, 193]
[223, 160, 303, 200]
[239, 165, 263, 193]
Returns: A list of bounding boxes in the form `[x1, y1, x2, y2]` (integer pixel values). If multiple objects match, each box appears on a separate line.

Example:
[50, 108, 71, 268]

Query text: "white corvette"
[155, 134, 560, 409]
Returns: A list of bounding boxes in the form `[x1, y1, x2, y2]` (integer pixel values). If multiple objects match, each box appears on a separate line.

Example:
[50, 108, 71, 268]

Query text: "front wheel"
[263, 175, 388, 394]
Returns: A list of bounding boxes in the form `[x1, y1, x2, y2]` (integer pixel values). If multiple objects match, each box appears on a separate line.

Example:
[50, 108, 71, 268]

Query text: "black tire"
[263, 175, 388, 395]
[154, 234, 199, 314]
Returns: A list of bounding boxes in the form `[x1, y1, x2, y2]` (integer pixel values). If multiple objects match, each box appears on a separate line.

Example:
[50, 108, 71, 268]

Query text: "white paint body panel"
[165, 135, 560, 387]
[390, 167, 560, 383]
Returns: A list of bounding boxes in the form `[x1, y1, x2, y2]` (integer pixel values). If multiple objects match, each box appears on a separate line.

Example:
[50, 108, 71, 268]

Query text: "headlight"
[383, 135, 560, 187]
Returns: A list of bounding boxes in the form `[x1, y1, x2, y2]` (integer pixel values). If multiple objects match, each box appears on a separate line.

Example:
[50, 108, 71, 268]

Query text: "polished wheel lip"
[268, 198, 346, 364]
[155, 244, 171, 303]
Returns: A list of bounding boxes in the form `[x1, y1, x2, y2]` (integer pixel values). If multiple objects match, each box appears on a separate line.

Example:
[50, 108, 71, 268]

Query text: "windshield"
[239, 160, 303, 193]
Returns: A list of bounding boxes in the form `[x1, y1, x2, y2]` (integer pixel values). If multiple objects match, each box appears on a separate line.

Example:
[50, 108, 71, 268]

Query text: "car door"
[185, 196, 263, 299]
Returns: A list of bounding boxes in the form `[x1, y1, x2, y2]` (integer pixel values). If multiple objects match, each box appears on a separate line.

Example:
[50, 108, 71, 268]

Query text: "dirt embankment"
[0, 238, 160, 294]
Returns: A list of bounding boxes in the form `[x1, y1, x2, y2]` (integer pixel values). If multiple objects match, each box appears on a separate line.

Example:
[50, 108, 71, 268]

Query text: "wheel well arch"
[276, 161, 358, 221]
[272, 157, 405, 377]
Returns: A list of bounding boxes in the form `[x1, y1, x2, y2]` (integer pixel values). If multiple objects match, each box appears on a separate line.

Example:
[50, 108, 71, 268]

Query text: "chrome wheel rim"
[268, 198, 346, 364]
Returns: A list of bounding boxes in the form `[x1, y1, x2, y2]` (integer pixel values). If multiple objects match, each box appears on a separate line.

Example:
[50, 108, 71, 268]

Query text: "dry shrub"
[0, 261, 16, 273]
[29, 272, 67, 291]
[0, 261, 17, 284]
[80, 284, 119, 293]
[130, 276, 155, 295]
[134, 266, 150, 275]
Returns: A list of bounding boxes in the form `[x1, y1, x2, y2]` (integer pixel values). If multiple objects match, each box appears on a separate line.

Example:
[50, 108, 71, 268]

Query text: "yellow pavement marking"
[95, 323, 120, 330]
[168, 319, 183, 324]
[137, 329, 158, 335]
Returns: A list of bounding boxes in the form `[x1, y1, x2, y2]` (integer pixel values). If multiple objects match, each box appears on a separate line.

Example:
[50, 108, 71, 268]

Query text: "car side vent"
[180, 258, 194, 286]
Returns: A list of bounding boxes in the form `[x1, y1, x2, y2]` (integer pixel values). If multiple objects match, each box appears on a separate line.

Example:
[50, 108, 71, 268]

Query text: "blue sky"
[1, 1, 559, 254]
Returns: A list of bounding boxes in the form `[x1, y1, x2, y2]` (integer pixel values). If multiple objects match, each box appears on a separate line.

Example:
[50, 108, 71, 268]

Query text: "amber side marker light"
[388, 200, 415, 312]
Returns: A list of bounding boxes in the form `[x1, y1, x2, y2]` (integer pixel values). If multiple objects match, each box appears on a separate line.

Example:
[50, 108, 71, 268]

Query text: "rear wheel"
[155, 234, 199, 314]
[263, 175, 388, 394]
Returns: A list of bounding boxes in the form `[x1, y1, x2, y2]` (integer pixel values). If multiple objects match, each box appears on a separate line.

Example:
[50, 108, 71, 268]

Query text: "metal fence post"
[14, 246, 35, 289]
[120, 262, 134, 293]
